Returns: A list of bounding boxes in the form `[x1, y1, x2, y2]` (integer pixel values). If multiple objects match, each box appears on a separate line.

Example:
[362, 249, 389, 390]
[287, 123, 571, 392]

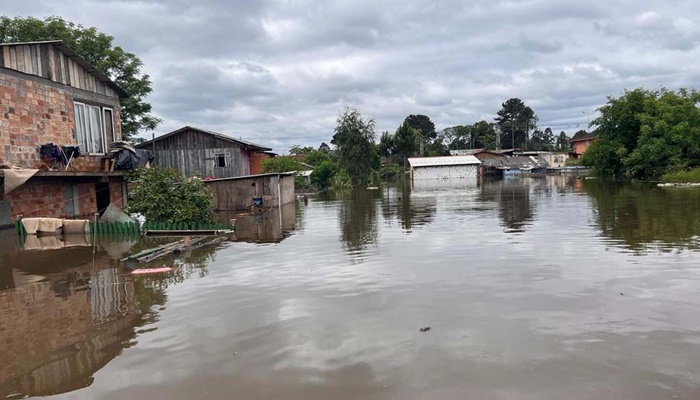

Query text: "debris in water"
[132, 267, 173, 275]
[620, 292, 624, 296]
[419, 327, 431, 332]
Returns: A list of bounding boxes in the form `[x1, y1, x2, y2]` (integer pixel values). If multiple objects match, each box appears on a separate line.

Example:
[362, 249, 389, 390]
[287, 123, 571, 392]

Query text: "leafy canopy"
[331, 107, 377, 185]
[262, 156, 303, 173]
[126, 167, 214, 225]
[0, 16, 161, 140]
[582, 88, 700, 179]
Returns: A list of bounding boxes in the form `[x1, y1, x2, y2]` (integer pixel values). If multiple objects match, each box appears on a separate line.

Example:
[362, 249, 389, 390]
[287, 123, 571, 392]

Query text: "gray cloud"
[2, 0, 700, 152]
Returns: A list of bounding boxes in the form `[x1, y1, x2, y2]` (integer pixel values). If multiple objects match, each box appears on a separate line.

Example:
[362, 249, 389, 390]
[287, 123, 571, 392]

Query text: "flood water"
[2, 176, 700, 399]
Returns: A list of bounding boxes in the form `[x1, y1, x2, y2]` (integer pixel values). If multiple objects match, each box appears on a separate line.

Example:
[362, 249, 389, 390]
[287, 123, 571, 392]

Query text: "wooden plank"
[60, 52, 68, 85]
[22, 45, 31, 74]
[15, 45, 24, 72]
[31, 45, 40, 76]
[69, 58, 77, 88]
[2, 47, 9, 68]
[9, 47, 17, 70]
[43, 44, 53, 80]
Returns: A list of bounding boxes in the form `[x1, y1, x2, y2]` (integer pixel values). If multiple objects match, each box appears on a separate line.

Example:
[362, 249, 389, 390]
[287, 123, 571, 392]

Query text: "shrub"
[262, 156, 302, 173]
[310, 160, 338, 190]
[661, 167, 700, 183]
[126, 167, 214, 224]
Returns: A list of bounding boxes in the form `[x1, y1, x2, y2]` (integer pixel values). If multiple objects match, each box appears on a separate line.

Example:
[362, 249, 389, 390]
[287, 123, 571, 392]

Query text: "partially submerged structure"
[203, 172, 295, 211]
[408, 156, 481, 187]
[136, 126, 274, 179]
[0, 41, 129, 228]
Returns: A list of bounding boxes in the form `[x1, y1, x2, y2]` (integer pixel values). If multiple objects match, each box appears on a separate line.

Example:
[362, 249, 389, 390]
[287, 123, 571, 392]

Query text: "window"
[103, 108, 115, 142]
[74, 101, 111, 154]
[215, 153, 229, 168]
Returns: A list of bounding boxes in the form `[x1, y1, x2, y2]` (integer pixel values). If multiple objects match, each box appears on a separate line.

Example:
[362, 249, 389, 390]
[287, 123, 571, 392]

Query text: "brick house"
[569, 130, 597, 159]
[0, 41, 129, 228]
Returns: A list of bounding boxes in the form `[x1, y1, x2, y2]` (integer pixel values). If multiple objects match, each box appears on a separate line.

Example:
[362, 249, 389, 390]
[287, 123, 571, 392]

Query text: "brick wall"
[5, 180, 98, 219]
[250, 151, 273, 175]
[0, 71, 121, 171]
[108, 181, 125, 208]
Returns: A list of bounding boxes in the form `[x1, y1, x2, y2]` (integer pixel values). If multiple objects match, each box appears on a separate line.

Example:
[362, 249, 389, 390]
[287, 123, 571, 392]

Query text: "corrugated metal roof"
[408, 155, 481, 167]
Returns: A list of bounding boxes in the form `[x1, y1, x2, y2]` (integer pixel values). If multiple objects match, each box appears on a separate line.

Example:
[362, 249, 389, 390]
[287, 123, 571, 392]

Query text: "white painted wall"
[412, 165, 479, 181]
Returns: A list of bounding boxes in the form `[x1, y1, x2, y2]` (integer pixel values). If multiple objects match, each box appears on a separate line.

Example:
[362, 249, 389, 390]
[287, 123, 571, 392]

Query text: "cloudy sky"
[3, 0, 700, 152]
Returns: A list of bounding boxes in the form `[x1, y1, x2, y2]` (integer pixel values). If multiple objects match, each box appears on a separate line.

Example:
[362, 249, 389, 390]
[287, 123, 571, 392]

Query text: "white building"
[408, 156, 481, 187]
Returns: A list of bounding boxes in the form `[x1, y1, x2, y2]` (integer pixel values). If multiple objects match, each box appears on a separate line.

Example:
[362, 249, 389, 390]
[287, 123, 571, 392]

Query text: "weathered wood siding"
[150, 129, 252, 178]
[0, 43, 118, 98]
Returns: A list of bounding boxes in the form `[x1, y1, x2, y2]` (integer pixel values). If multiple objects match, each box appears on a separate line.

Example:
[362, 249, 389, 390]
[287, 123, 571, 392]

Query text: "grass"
[661, 167, 700, 183]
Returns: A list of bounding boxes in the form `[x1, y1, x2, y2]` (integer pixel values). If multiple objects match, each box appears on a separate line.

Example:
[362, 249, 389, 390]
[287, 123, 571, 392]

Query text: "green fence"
[14, 219, 234, 237]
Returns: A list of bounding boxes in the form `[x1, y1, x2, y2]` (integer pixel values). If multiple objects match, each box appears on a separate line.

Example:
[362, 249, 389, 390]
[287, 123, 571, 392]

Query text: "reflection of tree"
[584, 181, 700, 252]
[379, 182, 436, 233]
[336, 189, 380, 252]
[481, 180, 535, 232]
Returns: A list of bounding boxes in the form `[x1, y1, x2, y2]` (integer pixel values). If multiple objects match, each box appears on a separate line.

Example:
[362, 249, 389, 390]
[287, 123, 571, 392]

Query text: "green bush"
[262, 156, 302, 173]
[126, 167, 214, 225]
[661, 168, 700, 183]
[310, 160, 338, 190]
[330, 169, 352, 191]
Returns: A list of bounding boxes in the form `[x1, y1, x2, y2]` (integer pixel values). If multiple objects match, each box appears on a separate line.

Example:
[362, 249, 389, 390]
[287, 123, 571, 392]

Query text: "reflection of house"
[0, 41, 130, 227]
[408, 156, 481, 183]
[569, 131, 596, 159]
[0, 253, 138, 398]
[135, 126, 274, 179]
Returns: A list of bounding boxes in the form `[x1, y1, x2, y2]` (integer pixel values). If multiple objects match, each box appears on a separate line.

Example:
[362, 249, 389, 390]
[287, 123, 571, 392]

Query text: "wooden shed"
[136, 126, 273, 179]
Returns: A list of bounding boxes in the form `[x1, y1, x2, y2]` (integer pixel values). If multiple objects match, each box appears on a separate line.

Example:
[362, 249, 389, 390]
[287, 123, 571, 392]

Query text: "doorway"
[95, 182, 111, 215]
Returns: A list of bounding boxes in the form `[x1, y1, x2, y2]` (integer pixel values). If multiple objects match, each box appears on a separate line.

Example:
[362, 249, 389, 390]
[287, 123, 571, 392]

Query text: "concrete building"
[517, 151, 569, 168]
[136, 126, 274, 179]
[408, 156, 481, 186]
[0, 41, 129, 228]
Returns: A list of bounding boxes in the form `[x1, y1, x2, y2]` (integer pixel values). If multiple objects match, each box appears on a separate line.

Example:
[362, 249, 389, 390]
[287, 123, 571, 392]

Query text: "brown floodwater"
[1, 176, 700, 399]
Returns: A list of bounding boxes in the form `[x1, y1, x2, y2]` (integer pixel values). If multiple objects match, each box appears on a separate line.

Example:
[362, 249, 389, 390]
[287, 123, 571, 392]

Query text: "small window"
[215, 153, 229, 168]
[103, 108, 115, 142]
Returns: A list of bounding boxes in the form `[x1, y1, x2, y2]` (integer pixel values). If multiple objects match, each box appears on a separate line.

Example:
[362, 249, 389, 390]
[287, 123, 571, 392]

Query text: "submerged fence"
[14, 218, 234, 237]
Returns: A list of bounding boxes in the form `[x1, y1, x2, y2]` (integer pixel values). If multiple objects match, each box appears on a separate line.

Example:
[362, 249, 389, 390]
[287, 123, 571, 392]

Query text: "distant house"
[569, 131, 596, 159]
[0, 40, 129, 227]
[136, 126, 273, 179]
[408, 155, 481, 184]
[517, 151, 569, 168]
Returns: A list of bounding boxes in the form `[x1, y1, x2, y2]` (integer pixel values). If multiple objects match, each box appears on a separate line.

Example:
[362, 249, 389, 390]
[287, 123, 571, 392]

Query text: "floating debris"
[419, 327, 431, 332]
[132, 267, 173, 275]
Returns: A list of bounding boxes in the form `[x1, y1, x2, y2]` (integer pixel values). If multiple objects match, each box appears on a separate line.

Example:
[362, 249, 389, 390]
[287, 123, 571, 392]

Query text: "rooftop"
[136, 126, 272, 152]
[0, 40, 128, 97]
[408, 155, 481, 167]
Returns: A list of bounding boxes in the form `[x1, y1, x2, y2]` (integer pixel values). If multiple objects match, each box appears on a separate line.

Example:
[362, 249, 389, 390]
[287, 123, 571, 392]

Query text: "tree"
[378, 131, 394, 160]
[494, 98, 537, 149]
[310, 160, 337, 190]
[405, 114, 437, 143]
[305, 150, 331, 166]
[394, 121, 419, 166]
[0, 16, 160, 140]
[318, 142, 331, 153]
[529, 127, 555, 151]
[331, 107, 377, 185]
[288, 145, 315, 155]
[126, 167, 214, 225]
[262, 156, 302, 173]
[556, 131, 570, 152]
[582, 87, 700, 179]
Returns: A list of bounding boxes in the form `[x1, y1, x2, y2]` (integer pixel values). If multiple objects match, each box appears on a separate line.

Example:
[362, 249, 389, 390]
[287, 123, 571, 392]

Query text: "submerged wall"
[204, 173, 295, 211]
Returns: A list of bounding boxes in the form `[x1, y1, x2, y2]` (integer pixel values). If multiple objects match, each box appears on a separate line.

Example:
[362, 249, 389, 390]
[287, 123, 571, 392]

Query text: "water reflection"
[0, 235, 219, 398]
[215, 203, 297, 243]
[584, 181, 700, 252]
[330, 189, 381, 254]
[480, 179, 536, 233]
[381, 182, 436, 233]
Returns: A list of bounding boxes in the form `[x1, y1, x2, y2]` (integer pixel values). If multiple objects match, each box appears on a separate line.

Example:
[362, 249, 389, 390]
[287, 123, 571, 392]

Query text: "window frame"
[74, 101, 112, 155]
[214, 153, 230, 168]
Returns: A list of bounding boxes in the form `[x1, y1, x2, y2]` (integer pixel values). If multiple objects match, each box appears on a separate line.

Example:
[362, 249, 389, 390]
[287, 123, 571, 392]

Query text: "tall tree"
[0, 16, 160, 140]
[288, 145, 314, 155]
[494, 98, 537, 149]
[318, 142, 331, 153]
[529, 127, 555, 151]
[556, 131, 570, 152]
[394, 121, 419, 166]
[378, 131, 394, 160]
[405, 114, 437, 143]
[331, 107, 377, 185]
